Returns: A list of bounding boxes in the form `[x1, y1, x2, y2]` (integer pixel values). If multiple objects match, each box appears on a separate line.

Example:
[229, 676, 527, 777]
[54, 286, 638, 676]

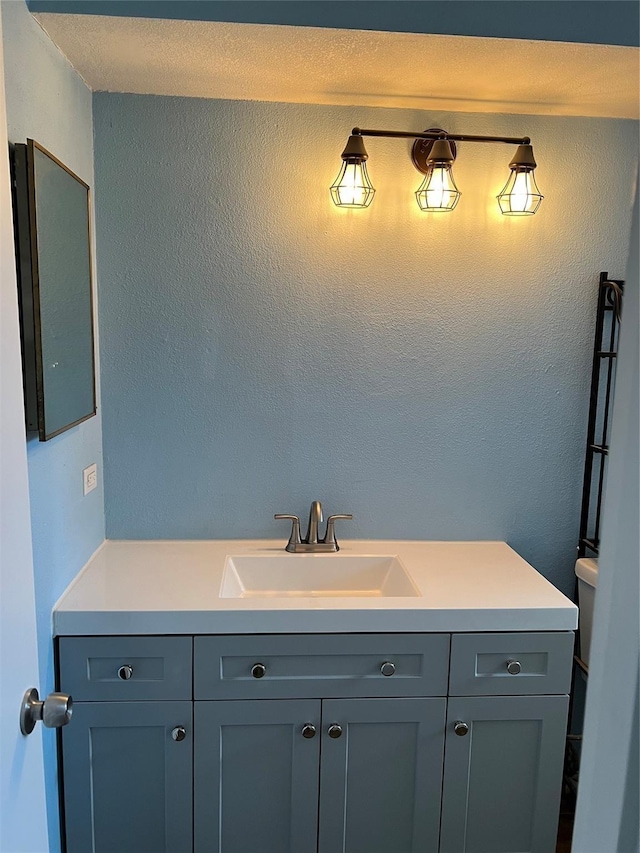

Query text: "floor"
[556, 789, 576, 853]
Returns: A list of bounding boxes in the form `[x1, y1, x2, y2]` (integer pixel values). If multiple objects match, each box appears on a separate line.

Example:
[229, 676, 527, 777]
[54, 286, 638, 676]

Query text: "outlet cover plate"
[83, 463, 97, 496]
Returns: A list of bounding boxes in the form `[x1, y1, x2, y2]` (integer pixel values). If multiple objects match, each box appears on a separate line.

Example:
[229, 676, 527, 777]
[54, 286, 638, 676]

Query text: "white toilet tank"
[575, 557, 598, 667]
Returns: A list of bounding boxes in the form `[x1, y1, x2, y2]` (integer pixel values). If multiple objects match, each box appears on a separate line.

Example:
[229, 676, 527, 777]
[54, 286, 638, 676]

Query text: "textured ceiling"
[35, 13, 639, 118]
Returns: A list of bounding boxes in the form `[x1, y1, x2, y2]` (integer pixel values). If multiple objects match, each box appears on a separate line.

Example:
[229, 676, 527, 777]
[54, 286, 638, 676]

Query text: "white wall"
[572, 181, 639, 851]
[0, 5, 48, 849]
[1, 2, 104, 848]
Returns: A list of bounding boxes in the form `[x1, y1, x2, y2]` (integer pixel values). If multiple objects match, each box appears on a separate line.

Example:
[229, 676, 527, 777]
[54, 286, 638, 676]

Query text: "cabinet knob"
[328, 724, 343, 739]
[380, 661, 396, 677]
[301, 724, 316, 739]
[171, 726, 187, 742]
[506, 659, 522, 675]
[251, 663, 266, 679]
[118, 664, 133, 680]
[454, 721, 469, 737]
[20, 689, 73, 735]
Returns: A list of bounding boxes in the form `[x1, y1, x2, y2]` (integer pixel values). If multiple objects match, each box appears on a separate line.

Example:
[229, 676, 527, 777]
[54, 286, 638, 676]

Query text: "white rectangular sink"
[220, 554, 421, 598]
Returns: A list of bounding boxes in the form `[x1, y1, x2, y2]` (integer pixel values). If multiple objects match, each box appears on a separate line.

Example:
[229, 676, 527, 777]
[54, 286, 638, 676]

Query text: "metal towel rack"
[578, 271, 624, 558]
[564, 271, 625, 804]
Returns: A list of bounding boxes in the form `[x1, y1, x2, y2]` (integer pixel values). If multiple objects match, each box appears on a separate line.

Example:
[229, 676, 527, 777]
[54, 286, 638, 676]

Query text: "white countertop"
[53, 540, 577, 635]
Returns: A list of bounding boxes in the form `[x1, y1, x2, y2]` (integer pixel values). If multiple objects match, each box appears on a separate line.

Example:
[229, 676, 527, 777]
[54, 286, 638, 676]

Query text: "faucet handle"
[274, 515, 302, 553]
[323, 514, 353, 549]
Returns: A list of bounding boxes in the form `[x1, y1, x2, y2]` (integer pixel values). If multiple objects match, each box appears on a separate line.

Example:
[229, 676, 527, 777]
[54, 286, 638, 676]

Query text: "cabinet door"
[440, 695, 569, 853]
[195, 699, 321, 853]
[318, 697, 446, 853]
[62, 701, 193, 853]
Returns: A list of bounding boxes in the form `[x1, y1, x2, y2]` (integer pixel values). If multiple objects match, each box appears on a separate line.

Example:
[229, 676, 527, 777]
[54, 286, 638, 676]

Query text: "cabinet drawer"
[59, 636, 192, 701]
[448, 632, 574, 696]
[194, 634, 450, 699]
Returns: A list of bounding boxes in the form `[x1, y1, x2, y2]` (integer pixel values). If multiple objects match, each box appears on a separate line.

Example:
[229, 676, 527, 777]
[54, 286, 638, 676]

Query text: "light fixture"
[331, 127, 543, 216]
[414, 135, 461, 212]
[497, 144, 543, 215]
[329, 134, 375, 208]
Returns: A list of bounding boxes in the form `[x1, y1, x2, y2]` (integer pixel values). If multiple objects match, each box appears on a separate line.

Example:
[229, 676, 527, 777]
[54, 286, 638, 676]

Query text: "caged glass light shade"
[415, 164, 461, 212]
[497, 144, 543, 215]
[330, 134, 375, 208]
[497, 170, 543, 215]
[330, 160, 375, 208]
[415, 138, 460, 212]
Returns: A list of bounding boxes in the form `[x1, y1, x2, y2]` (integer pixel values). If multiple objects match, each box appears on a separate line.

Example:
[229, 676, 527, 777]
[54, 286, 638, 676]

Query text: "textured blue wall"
[1, 3, 104, 849]
[26, 0, 640, 47]
[93, 94, 637, 597]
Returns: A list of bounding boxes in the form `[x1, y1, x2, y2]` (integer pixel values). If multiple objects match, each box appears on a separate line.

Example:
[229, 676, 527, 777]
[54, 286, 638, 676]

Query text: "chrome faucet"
[275, 501, 352, 553]
[306, 500, 323, 545]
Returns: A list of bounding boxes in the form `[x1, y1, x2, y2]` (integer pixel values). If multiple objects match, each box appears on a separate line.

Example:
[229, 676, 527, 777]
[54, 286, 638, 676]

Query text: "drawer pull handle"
[117, 665, 133, 680]
[328, 724, 343, 739]
[171, 726, 187, 742]
[506, 659, 522, 675]
[301, 724, 316, 739]
[380, 661, 396, 677]
[454, 721, 469, 737]
[251, 663, 266, 679]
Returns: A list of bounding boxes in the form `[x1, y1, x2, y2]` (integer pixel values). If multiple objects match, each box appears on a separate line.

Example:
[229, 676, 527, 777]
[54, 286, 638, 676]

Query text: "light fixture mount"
[509, 143, 537, 171]
[411, 129, 458, 175]
[340, 133, 369, 161]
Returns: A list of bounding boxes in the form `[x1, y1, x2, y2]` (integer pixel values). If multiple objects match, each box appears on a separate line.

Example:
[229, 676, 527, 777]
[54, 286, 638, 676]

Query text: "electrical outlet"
[83, 463, 97, 496]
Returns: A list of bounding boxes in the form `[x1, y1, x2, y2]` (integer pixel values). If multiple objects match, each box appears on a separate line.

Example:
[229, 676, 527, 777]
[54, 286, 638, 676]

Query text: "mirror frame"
[12, 138, 97, 441]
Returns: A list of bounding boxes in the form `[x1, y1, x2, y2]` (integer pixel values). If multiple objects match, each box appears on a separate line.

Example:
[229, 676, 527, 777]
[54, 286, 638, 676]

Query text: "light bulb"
[510, 172, 535, 212]
[415, 164, 461, 212]
[497, 145, 543, 215]
[330, 134, 375, 208]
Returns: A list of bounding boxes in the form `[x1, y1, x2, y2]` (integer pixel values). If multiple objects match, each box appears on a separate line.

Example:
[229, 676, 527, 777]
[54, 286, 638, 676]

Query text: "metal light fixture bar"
[352, 127, 531, 146]
[330, 125, 543, 215]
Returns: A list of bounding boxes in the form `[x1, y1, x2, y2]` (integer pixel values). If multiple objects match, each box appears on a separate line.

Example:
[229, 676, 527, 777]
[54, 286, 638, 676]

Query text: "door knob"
[380, 661, 396, 676]
[118, 664, 133, 680]
[251, 663, 266, 678]
[171, 726, 187, 742]
[301, 724, 317, 739]
[20, 688, 73, 735]
[328, 724, 343, 739]
[454, 720, 469, 737]
[506, 659, 522, 675]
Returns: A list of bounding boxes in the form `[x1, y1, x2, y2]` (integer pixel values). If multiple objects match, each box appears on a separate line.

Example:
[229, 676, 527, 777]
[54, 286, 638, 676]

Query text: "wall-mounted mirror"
[12, 139, 96, 441]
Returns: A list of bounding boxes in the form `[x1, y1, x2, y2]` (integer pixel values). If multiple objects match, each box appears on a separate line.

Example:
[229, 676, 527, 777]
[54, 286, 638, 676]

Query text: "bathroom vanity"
[54, 540, 577, 853]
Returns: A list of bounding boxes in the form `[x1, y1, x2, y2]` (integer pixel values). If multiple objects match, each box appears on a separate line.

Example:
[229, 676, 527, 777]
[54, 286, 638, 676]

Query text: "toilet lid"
[575, 557, 598, 588]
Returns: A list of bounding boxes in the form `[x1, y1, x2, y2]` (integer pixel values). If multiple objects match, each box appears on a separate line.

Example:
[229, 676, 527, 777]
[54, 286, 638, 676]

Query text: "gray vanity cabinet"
[439, 632, 573, 853]
[318, 698, 446, 853]
[59, 636, 194, 853]
[194, 697, 446, 853]
[62, 701, 193, 853]
[58, 631, 572, 853]
[192, 633, 449, 853]
[194, 699, 321, 853]
[439, 696, 569, 853]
